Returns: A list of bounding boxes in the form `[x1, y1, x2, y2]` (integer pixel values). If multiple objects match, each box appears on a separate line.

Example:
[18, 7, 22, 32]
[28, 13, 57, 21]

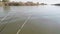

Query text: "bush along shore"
[0, 1, 47, 6]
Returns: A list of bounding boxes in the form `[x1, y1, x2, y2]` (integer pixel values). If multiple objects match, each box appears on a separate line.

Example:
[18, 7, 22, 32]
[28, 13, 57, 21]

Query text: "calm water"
[0, 5, 60, 34]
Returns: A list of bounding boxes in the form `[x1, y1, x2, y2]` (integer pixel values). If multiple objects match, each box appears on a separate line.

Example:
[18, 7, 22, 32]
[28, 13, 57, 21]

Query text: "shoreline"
[0, 2, 47, 6]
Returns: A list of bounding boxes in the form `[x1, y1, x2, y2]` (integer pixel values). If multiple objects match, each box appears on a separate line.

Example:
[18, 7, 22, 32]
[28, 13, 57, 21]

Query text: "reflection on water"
[3, 6, 10, 14]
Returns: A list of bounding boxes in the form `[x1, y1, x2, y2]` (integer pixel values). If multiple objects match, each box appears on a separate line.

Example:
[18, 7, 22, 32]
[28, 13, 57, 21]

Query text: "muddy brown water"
[0, 5, 60, 34]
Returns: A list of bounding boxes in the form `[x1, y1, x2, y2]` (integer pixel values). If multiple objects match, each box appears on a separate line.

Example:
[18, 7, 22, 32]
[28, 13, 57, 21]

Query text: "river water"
[0, 5, 60, 34]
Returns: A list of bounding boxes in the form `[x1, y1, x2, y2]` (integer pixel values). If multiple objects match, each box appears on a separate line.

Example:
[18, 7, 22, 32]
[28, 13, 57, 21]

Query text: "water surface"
[0, 5, 60, 34]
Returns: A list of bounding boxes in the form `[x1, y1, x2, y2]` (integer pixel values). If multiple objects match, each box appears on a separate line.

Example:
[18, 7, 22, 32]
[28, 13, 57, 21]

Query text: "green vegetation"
[4, 2, 40, 6]
[2, 0, 9, 2]
[0, 1, 47, 6]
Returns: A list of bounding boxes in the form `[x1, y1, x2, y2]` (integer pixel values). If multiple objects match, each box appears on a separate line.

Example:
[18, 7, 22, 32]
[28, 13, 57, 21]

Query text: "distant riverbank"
[0, 1, 47, 6]
[52, 3, 60, 6]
